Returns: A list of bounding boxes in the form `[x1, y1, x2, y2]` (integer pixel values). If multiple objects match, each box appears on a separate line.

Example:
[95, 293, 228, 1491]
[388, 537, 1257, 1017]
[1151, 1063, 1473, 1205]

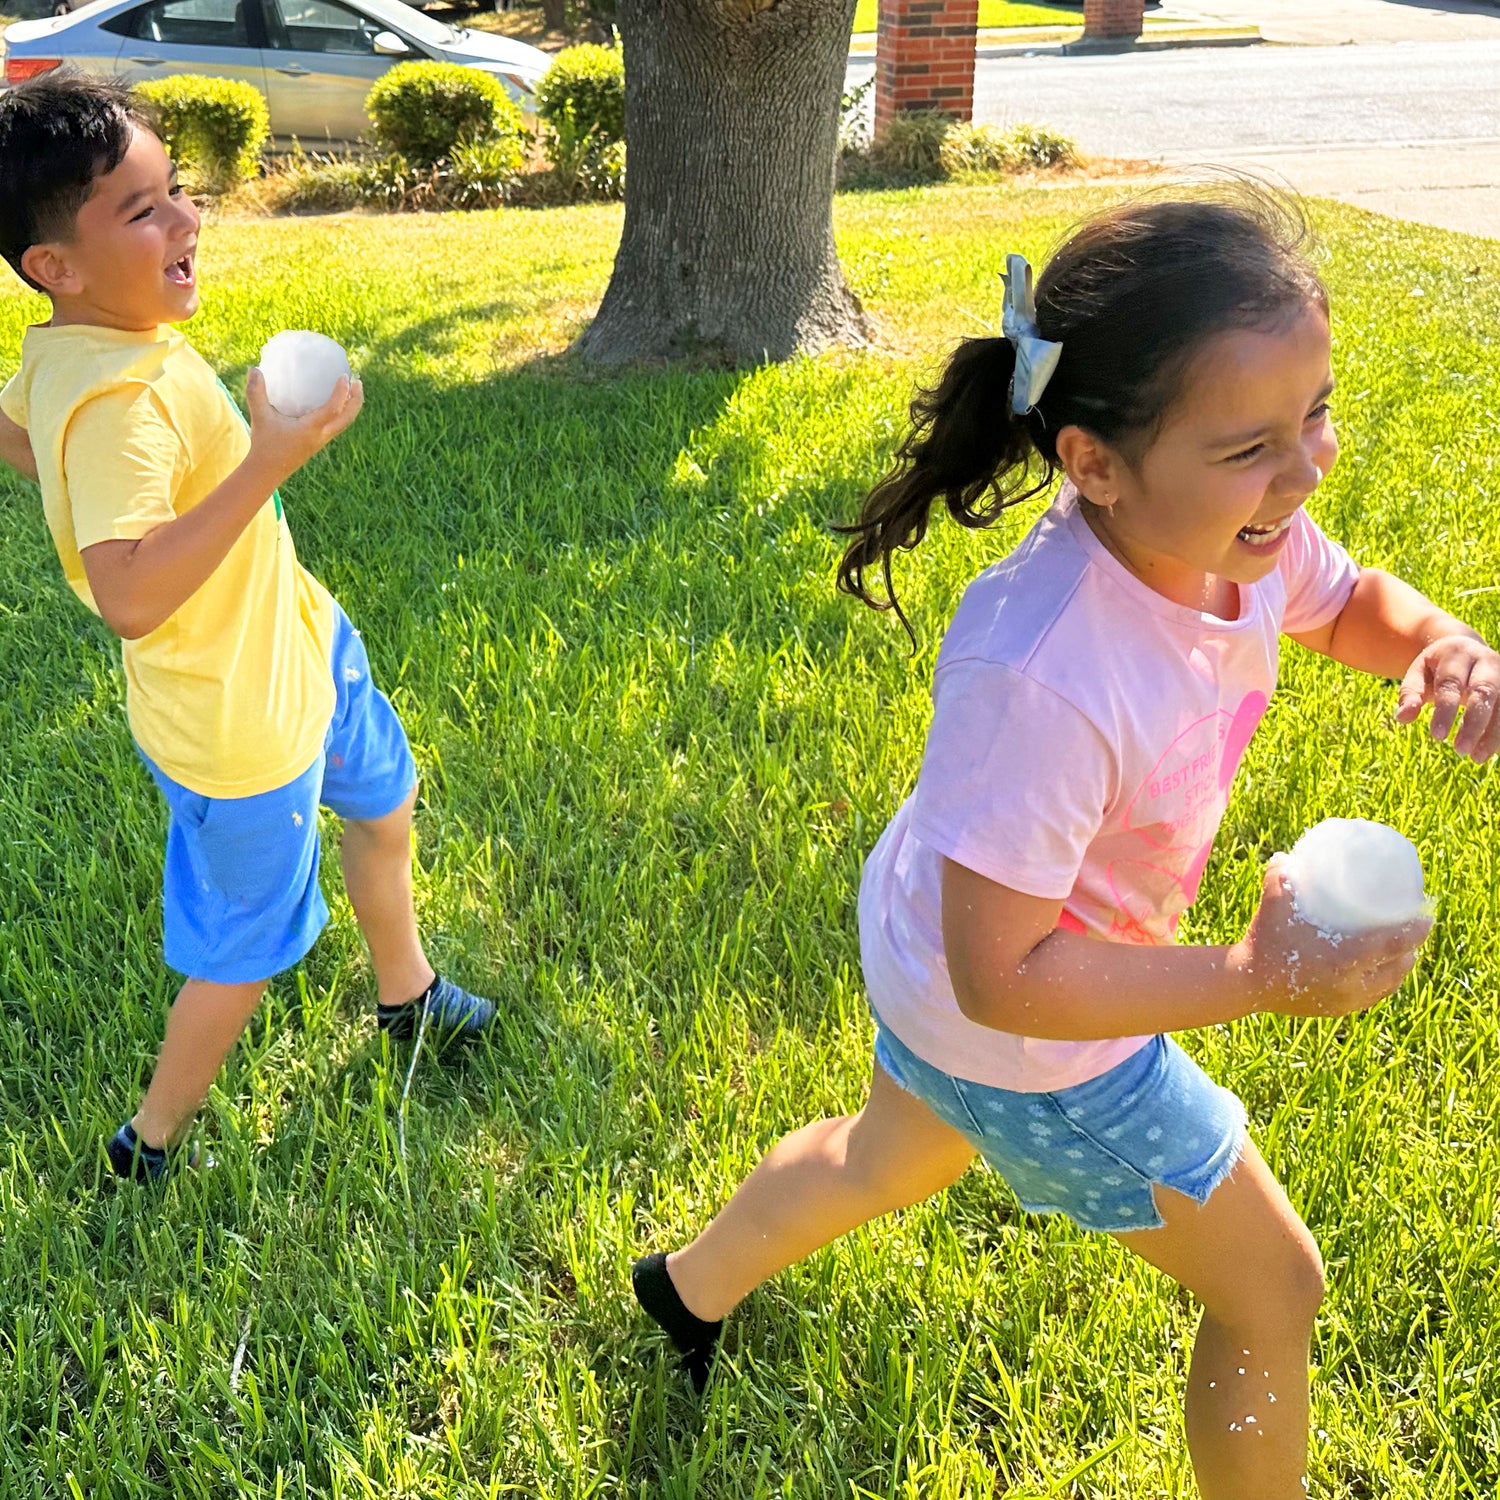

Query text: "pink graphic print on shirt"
[1104, 690, 1268, 943]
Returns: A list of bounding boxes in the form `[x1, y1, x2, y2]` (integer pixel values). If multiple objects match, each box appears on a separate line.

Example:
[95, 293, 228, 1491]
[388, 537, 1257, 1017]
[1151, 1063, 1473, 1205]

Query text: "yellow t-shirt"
[1, 323, 336, 797]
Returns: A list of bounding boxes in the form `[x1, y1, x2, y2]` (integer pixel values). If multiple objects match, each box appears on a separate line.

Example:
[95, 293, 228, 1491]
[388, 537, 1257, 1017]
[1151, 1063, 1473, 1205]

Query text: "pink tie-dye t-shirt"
[859, 485, 1359, 1093]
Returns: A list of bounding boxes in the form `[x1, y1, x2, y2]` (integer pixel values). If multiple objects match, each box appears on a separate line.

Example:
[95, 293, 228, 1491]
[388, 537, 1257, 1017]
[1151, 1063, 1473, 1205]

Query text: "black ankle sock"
[107, 1121, 168, 1182]
[378, 976, 439, 1030]
[632, 1252, 722, 1392]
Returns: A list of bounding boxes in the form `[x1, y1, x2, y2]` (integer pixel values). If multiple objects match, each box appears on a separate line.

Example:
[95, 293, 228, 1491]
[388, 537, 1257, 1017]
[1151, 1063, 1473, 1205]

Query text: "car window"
[104, 0, 251, 46]
[268, 0, 381, 53]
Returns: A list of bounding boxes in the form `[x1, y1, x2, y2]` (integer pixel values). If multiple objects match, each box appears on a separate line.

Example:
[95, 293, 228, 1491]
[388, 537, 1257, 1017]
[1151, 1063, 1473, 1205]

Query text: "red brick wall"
[1083, 0, 1143, 39]
[874, 0, 980, 134]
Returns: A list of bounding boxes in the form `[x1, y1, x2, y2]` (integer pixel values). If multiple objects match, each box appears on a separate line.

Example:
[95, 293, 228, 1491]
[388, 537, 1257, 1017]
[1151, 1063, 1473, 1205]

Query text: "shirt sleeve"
[1278, 506, 1359, 635]
[909, 658, 1116, 900]
[0, 373, 24, 427]
[63, 384, 183, 550]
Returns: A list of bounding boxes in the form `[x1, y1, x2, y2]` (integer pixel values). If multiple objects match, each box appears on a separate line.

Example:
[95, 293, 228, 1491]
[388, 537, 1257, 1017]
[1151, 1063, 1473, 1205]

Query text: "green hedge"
[134, 75, 268, 190]
[534, 44, 624, 146]
[366, 62, 524, 170]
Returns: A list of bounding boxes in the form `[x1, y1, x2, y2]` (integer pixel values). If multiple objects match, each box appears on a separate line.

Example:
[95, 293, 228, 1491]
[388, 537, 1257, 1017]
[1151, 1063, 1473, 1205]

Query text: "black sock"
[107, 1121, 168, 1182]
[377, 976, 439, 1034]
[631, 1252, 722, 1392]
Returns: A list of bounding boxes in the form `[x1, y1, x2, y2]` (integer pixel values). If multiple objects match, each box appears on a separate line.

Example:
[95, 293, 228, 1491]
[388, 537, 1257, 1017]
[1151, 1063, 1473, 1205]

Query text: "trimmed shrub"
[366, 62, 524, 169]
[534, 44, 624, 146]
[135, 75, 268, 192]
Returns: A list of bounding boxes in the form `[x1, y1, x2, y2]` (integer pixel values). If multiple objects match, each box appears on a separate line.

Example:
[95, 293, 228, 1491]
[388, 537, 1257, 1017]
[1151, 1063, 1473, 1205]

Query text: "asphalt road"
[847, 40, 1500, 236]
[849, 40, 1500, 156]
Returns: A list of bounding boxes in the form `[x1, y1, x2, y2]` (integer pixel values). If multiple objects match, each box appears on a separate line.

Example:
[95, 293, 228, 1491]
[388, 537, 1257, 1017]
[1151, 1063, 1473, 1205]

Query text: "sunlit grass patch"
[0, 185, 1497, 1496]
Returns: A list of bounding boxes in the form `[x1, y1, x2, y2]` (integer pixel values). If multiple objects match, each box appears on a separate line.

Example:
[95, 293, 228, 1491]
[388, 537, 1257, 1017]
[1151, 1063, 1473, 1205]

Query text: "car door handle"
[275, 64, 310, 75]
[128, 54, 165, 64]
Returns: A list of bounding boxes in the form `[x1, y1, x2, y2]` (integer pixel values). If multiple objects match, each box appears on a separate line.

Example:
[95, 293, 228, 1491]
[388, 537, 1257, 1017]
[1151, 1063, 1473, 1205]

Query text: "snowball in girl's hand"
[1282, 817, 1428, 936]
[258, 331, 351, 418]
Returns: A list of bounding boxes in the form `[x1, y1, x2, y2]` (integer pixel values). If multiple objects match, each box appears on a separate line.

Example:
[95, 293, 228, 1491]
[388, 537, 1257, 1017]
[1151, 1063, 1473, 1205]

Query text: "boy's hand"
[244, 366, 363, 491]
[1396, 634, 1500, 762]
[1233, 857, 1432, 1019]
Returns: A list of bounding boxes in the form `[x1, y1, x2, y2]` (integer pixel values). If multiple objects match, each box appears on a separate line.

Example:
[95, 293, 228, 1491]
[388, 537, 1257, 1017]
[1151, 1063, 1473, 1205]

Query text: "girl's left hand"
[1396, 634, 1500, 761]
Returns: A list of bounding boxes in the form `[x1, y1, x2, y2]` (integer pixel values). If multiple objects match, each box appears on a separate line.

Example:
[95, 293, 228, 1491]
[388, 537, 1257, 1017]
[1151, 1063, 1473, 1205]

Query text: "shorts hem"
[323, 772, 417, 826]
[163, 915, 325, 986]
[1156, 1119, 1249, 1209]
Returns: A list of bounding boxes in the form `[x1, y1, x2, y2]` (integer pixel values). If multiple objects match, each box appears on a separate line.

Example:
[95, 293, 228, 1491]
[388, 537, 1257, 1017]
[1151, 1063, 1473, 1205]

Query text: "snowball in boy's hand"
[1282, 817, 1428, 936]
[258, 331, 351, 418]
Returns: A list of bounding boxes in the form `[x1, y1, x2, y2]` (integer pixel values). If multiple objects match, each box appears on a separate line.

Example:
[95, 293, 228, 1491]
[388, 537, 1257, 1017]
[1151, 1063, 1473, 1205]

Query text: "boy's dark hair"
[0, 71, 156, 293]
[837, 185, 1329, 643]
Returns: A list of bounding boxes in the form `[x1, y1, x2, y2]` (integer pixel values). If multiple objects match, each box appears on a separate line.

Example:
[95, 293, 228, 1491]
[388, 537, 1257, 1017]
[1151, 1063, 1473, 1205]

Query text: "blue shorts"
[873, 1018, 1247, 1234]
[141, 605, 417, 985]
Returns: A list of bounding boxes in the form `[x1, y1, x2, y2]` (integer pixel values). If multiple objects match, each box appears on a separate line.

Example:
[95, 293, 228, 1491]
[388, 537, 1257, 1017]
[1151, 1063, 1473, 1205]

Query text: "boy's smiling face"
[24, 125, 201, 332]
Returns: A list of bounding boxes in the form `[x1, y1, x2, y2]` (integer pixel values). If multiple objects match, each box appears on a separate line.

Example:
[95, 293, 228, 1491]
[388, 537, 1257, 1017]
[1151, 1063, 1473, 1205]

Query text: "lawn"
[1, 186, 1498, 1498]
[851, 0, 1080, 32]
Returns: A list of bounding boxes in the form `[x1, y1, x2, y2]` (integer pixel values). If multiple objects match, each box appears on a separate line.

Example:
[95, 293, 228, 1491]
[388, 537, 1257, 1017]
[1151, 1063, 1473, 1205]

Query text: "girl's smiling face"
[1060, 301, 1338, 618]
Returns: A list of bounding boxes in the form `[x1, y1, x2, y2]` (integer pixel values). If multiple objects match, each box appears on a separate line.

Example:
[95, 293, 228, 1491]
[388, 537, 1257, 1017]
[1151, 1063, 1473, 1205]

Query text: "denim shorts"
[873, 1018, 1247, 1233]
[141, 604, 417, 985]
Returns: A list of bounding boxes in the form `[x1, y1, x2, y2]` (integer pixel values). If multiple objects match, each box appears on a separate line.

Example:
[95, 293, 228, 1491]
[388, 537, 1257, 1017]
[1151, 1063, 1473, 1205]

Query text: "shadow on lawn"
[0, 346, 916, 1489]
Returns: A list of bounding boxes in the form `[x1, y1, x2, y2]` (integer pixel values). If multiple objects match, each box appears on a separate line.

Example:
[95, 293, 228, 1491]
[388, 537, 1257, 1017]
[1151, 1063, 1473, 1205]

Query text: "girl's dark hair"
[837, 186, 1328, 642]
[0, 72, 157, 293]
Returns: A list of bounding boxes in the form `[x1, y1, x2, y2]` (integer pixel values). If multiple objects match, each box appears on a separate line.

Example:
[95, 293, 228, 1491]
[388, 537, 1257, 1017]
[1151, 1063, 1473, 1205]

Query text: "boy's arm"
[0, 410, 37, 483]
[82, 370, 362, 641]
[1285, 567, 1499, 761]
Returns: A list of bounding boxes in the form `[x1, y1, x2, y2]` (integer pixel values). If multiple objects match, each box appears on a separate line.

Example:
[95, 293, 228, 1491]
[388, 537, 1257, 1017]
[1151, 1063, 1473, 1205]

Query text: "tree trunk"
[574, 0, 871, 366]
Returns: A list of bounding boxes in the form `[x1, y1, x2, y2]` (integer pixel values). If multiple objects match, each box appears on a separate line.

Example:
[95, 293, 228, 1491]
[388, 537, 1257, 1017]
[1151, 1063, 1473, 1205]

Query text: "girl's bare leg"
[666, 1061, 977, 1322]
[1116, 1138, 1324, 1500]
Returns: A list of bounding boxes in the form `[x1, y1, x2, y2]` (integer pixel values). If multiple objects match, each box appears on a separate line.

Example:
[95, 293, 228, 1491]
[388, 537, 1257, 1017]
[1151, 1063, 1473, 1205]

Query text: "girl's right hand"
[244, 367, 364, 489]
[1232, 856, 1433, 1018]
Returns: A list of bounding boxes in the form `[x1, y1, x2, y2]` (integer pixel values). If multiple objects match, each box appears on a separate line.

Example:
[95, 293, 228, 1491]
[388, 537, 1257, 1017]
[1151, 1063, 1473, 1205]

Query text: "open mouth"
[165, 254, 195, 288]
[1237, 511, 1296, 548]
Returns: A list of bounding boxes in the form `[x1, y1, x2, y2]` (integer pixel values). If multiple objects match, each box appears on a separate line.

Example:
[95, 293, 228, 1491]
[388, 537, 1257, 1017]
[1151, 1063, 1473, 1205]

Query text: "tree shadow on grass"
[0, 340, 955, 1494]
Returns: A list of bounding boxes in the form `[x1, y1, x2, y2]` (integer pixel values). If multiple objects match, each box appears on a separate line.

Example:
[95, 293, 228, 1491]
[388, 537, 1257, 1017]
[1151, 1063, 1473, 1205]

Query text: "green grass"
[852, 0, 1080, 33]
[1, 187, 1498, 1497]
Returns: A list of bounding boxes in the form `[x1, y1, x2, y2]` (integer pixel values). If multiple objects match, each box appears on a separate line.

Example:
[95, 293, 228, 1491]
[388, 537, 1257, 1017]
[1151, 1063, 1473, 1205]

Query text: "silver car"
[3, 0, 549, 146]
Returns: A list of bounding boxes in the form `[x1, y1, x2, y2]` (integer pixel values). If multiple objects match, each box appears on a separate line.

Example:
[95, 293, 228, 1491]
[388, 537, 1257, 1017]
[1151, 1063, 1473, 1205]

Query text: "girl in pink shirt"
[631, 191, 1498, 1497]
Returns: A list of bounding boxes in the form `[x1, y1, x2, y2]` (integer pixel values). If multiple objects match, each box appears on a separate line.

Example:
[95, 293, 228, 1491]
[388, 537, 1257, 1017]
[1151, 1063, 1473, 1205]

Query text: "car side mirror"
[372, 30, 410, 55]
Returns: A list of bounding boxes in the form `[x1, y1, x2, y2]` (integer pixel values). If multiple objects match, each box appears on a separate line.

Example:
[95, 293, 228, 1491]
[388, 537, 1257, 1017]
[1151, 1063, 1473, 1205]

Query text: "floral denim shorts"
[873, 1019, 1247, 1233]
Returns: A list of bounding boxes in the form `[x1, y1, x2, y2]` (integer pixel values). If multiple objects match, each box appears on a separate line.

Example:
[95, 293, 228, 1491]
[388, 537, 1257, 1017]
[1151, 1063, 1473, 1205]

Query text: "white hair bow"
[1001, 253, 1063, 416]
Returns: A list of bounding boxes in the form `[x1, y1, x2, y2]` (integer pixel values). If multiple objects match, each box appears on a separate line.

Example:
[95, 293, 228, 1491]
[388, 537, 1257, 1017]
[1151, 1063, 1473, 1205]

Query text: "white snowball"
[1282, 817, 1427, 937]
[258, 330, 351, 418]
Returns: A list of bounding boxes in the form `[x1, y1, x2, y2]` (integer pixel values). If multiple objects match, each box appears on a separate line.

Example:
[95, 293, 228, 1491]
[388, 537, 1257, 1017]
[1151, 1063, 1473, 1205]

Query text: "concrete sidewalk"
[1153, 7, 1500, 236]
[1157, 0, 1500, 46]
[1162, 138, 1500, 239]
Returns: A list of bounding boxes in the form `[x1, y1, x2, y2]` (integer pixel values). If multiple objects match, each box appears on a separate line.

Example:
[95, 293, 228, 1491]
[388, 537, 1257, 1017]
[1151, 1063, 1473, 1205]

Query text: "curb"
[849, 24, 1260, 57]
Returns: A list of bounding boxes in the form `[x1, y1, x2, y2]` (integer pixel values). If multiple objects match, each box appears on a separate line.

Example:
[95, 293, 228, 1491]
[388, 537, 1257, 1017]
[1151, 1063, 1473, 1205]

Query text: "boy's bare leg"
[338, 785, 434, 1005]
[665, 1061, 977, 1322]
[132, 977, 267, 1149]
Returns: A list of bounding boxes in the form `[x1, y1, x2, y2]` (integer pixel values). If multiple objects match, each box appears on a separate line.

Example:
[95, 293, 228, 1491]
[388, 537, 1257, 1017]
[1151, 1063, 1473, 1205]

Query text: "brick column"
[1083, 0, 1143, 39]
[874, 0, 980, 137]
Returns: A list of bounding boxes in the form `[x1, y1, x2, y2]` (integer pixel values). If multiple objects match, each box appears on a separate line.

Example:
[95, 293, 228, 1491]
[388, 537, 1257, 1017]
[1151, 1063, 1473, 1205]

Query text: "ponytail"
[838, 186, 1327, 648]
[836, 336, 1053, 646]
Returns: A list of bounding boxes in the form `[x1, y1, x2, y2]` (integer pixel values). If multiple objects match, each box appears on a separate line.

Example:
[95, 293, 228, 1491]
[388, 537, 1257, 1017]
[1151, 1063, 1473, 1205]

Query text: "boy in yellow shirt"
[0, 74, 494, 1181]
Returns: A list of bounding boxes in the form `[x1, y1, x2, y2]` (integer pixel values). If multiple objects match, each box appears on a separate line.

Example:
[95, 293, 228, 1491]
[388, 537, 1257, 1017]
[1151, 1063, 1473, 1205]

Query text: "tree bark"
[575, 0, 871, 366]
